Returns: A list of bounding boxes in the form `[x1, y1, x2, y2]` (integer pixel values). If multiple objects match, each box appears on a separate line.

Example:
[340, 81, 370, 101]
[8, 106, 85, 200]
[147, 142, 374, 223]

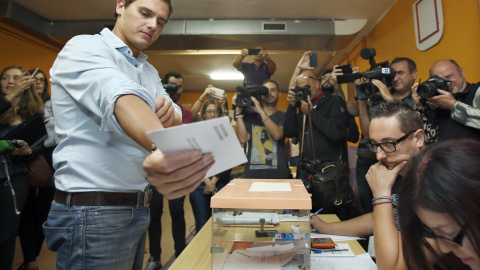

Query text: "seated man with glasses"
[234, 79, 289, 179]
[311, 100, 441, 269]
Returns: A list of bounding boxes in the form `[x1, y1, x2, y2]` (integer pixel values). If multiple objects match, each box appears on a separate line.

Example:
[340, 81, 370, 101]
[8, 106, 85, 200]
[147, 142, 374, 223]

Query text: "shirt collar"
[100, 28, 148, 62]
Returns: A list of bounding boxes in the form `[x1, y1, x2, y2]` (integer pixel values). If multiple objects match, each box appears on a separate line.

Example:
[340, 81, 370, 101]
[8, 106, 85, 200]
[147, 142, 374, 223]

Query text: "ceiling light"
[210, 72, 244, 80]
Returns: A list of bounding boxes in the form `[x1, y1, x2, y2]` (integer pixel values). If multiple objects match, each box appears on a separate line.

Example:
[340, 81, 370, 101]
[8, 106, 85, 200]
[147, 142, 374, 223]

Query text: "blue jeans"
[43, 200, 150, 270]
[190, 180, 229, 234]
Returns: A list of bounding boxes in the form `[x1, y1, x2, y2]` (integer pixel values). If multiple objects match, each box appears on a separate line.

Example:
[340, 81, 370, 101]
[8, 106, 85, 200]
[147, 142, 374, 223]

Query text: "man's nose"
[375, 146, 388, 161]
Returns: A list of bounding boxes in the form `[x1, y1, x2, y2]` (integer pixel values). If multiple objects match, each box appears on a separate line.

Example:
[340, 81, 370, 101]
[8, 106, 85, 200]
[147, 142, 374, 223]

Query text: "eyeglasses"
[421, 223, 466, 247]
[367, 130, 416, 153]
[205, 110, 221, 115]
[321, 76, 335, 81]
[295, 74, 317, 82]
[35, 78, 46, 84]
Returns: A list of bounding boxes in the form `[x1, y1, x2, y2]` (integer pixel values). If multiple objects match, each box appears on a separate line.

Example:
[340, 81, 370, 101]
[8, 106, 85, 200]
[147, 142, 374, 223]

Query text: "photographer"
[163, 71, 193, 124]
[413, 59, 480, 142]
[192, 85, 229, 121]
[233, 79, 288, 179]
[233, 46, 276, 86]
[284, 54, 348, 214]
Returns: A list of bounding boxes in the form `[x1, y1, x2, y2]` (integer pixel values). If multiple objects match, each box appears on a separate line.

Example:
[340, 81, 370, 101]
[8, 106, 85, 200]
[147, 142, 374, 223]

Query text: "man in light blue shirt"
[42, 0, 214, 269]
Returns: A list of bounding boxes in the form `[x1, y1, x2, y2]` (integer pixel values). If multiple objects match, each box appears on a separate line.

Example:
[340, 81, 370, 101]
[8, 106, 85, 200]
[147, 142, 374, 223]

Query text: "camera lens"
[417, 83, 436, 99]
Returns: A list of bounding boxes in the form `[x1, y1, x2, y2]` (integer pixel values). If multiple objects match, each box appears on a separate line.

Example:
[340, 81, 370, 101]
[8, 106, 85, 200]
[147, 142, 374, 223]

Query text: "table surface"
[169, 214, 366, 270]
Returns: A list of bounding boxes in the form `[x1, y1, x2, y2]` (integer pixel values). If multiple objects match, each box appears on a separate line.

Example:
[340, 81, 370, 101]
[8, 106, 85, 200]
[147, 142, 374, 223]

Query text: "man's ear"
[116, 0, 126, 17]
[412, 69, 418, 80]
[415, 129, 425, 148]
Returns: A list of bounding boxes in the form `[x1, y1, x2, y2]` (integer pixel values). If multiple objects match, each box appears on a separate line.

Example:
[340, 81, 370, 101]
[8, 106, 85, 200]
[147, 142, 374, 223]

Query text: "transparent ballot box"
[210, 179, 312, 270]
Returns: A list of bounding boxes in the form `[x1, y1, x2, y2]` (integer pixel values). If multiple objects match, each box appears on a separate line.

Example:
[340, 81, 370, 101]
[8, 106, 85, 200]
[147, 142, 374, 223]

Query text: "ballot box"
[210, 178, 312, 270]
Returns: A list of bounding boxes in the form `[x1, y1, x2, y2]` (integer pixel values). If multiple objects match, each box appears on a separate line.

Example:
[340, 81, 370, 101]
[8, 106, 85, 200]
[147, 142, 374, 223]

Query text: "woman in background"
[191, 85, 230, 121]
[190, 99, 232, 233]
[16, 69, 57, 270]
[399, 139, 480, 270]
[0, 65, 41, 270]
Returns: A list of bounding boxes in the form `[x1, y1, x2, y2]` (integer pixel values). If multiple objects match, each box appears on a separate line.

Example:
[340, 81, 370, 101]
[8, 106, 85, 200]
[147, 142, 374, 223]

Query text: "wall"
[0, 21, 61, 95]
[341, 0, 480, 83]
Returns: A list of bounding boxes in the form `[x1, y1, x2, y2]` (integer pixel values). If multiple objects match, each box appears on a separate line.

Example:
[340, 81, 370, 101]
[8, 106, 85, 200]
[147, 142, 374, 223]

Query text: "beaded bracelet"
[262, 115, 270, 122]
[372, 201, 393, 206]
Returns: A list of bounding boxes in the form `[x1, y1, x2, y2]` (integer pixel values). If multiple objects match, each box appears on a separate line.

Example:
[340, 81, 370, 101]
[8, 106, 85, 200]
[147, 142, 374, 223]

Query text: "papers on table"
[249, 182, 292, 192]
[311, 253, 377, 270]
[147, 116, 247, 178]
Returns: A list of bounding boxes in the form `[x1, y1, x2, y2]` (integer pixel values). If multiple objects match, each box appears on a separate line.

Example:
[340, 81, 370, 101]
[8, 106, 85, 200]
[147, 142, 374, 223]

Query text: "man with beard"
[234, 79, 289, 179]
[284, 54, 349, 215]
[163, 71, 192, 124]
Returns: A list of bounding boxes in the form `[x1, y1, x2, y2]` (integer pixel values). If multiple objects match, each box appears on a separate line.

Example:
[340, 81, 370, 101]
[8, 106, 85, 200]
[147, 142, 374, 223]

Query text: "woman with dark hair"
[399, 139, 480, 270]
[16, 69, 57, 270]
[0, 65, 42, 270]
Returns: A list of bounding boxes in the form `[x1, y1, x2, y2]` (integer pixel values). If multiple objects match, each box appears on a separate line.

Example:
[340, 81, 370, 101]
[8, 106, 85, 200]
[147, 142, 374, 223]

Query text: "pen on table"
[310, 208, 323, 219]
[313, 249, 349, 254]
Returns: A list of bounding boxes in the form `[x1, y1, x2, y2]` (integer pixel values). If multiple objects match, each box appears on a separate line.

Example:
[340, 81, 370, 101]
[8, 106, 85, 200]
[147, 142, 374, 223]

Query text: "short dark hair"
[163, 71, 183, 83]
[114, 0, 173, 21]
[262, 79, 279, 91]
[369, 100, 423, 134]
[399, 139, 480, 270]
[391, 57, 417, 73]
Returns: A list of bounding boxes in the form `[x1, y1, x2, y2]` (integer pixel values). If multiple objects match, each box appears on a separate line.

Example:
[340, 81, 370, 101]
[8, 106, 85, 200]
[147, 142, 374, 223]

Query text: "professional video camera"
[163, 83, 178, 95]
[235, 85, 268, 108]
[292, 85, 311, 102]
[337, 48, 396, 100]
[416, 75, 451, 100]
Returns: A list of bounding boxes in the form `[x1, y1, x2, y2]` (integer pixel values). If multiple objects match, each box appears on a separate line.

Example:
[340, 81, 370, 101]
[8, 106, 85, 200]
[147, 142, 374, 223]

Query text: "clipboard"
[2, 114, 47, 149]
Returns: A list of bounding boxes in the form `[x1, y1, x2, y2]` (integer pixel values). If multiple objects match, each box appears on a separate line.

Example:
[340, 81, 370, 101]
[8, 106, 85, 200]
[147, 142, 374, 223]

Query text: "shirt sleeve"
[451, 87, 480, 129]
[50, 35, 158, 134]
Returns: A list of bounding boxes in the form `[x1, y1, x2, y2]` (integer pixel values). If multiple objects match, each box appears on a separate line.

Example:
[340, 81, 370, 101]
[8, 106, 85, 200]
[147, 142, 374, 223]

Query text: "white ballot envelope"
[210, 87, 225, 98]
[147, 117, 247, 177]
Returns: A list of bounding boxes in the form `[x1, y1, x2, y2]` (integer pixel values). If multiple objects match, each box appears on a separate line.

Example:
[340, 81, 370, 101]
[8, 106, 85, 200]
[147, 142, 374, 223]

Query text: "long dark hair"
[0, 66, 44, 125]
[399, 139, 480, 270]
[29, 69, 50, 102]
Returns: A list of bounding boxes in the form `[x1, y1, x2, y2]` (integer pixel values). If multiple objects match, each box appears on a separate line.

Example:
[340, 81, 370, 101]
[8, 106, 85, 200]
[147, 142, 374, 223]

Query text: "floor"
[12, 195, 196, 270]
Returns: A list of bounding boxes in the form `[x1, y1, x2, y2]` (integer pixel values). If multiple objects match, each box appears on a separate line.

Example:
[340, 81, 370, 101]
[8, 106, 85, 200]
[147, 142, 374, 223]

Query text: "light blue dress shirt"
[50, 28, 181, 192]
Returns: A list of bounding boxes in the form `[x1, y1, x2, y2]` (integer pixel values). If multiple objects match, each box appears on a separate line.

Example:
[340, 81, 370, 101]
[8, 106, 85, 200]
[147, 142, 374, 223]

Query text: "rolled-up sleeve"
[50, 35, 158, 134]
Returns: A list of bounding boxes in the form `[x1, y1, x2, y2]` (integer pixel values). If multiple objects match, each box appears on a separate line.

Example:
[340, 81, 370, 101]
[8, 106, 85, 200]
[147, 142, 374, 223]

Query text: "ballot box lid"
[211, 178, 311, 210]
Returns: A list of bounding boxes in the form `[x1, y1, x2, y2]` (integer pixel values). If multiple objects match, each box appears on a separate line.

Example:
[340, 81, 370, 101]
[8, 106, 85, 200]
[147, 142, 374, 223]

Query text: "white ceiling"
[7, 0, 396, 92]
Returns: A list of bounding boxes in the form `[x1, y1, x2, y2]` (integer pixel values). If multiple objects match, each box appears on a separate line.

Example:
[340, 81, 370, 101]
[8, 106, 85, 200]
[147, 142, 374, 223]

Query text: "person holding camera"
[144, 71, 193, 269]
[233, 79, 288, 179]
[284, 52, 349, 215]
[233, 46, 276, 86]
[413, 59, 480, 142]
[163, 71, 192, 124]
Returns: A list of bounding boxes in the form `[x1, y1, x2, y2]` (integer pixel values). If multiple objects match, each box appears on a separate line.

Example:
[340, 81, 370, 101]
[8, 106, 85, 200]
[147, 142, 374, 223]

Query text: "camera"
[337, 48, 396, 100]
[235, 85, 268, 108]
[417, 75, 451, 100]
[298, 159, 316, 175]
[292, 85, 311, 102]
[248, 49, 261, 55]
[163, 83, 178, 95]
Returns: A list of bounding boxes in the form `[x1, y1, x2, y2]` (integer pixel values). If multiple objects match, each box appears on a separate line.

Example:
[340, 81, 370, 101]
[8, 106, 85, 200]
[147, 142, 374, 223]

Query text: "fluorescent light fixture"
[210, 72, 244, 80]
